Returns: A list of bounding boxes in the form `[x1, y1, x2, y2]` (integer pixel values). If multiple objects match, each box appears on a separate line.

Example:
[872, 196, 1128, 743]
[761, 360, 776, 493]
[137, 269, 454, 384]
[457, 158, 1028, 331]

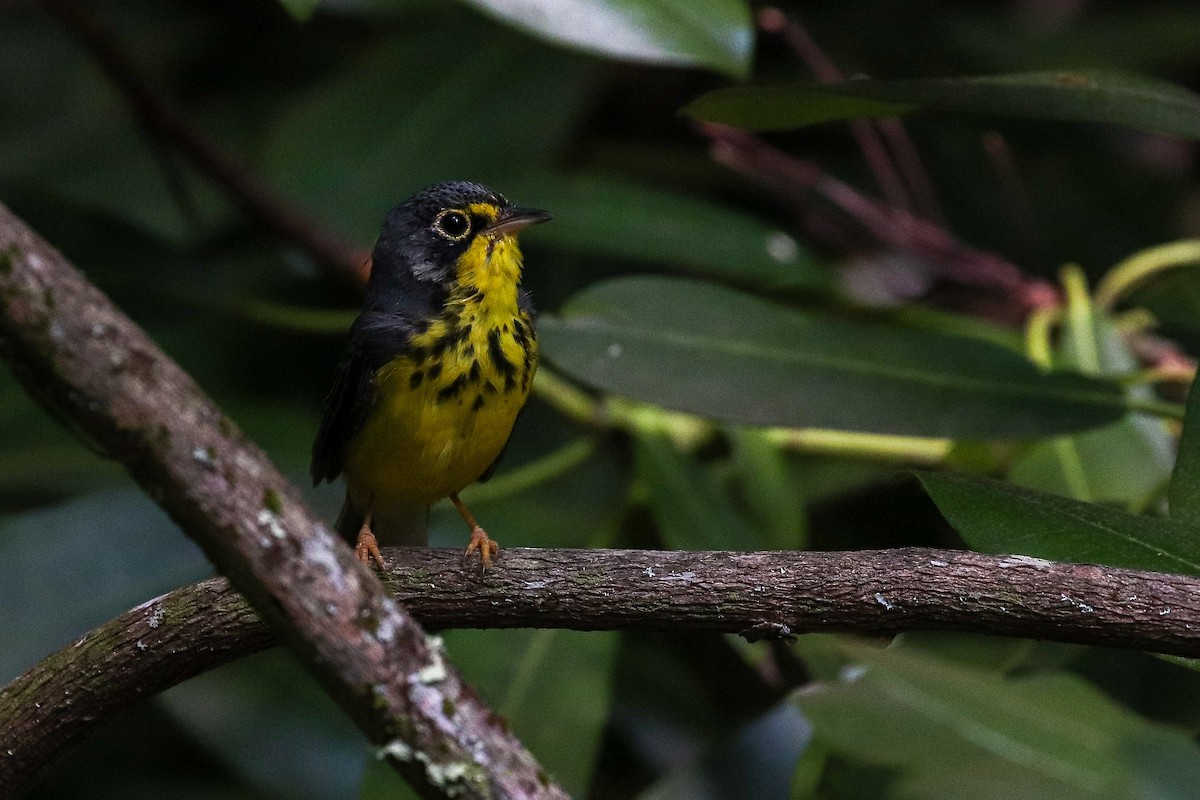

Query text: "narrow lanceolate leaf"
[442, 628, 619, 795]
[276, 0, 321, 21]
[234, 300, 355, 336]
[264, 30, 593, 242]
[633, 432, 761, 551]
[797, 640, 1200, 800]
[1169, 378, 1200, 524]
[920, 471, 1200, 577]
[540, 277, 1128, 438]
[683, 70, 1200, 139]
[461, 0, 754, 78]
[1009, 278, 1174, 507]
[516, 174, 824, 290]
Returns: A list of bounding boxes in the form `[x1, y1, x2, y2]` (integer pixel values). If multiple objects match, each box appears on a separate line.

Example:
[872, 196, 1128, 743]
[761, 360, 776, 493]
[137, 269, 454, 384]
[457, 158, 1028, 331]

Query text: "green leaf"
[796, 639, 1200, 800]
[686, 86, 916, 131]
[0, 489, 210, 682]
[789, 739, 828, 800]
[1007, 417, 1174, 508]
[727, 428, 807, 549]
[461, 0, 753, 78]
[683, 70, 1200, 139]
[0, 374, 121, 498]
[359, 756, 418, 800]
[891, 632, 1044, 676]
[919, 470, 1200, 576]
[638, 703, 809, 799]
[263, 26, 595, 242]
[513, 174, 824, 290]
[276, 0, 322, 20]
[540, 276, 1130, 438]
[0, 30, 227, 242]
[633, 433, 761, 550]
[891, 305, 1026, 353]
[442, 629, 619, 795]
[1170, 379, 1200, 525]
[1121, 728, 1200, 800]
[1155, 654, 1200, 675]
[1127, 268, 1200, 332]
[1009, 281, 1174, 507]
[232, 300, 356, 336]
[160, 650, 367, 798]
[946, 9, 1200, 75]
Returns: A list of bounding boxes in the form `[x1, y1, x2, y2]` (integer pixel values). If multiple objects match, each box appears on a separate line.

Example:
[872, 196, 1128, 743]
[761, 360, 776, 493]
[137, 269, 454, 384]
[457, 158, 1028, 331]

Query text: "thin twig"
[874, 116, 948, 224]
[701, 123, 1060, 315]
[758, 7, 945, 224]
[758, 7, 915, 213]
[0, 203, 561, 799]
[982, 131, 1042, 266]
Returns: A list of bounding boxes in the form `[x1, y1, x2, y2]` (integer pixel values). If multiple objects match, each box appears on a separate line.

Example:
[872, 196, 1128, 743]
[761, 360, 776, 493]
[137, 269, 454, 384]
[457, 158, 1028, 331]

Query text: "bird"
[310, 181, 550, 569]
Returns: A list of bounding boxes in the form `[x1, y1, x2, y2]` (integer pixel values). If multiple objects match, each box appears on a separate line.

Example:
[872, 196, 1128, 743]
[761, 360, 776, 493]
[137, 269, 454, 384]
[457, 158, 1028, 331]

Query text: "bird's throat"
[452, 232, 524, 301]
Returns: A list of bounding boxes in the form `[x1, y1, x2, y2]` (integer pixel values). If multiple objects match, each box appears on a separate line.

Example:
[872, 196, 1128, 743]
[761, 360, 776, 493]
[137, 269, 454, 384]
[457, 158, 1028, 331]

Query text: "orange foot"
[464, 526, 499, 569]
[355, 523, 385, 570]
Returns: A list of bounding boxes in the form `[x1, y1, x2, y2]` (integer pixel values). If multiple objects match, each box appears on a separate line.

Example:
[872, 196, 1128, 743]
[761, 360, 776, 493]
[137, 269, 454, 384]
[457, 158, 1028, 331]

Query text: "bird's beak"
[486, 206, 553, 237]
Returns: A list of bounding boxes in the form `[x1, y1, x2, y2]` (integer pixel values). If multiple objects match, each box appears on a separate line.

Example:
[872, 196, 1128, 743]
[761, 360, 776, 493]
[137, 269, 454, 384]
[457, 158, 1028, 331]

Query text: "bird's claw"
[464, 526, 499, 569]
[355, 527, 385, 570]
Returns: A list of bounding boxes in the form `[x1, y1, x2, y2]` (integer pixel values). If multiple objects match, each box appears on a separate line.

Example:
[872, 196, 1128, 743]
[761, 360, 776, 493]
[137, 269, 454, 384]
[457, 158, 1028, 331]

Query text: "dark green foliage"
[685, 70, 1200, 137]
[542, 276, 1131, 437]
[5, 1, 1200, 798]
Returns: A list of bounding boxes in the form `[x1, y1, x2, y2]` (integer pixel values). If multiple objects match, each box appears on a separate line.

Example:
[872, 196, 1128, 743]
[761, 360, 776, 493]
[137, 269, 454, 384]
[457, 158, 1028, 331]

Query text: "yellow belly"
[343, 313, 536, 510]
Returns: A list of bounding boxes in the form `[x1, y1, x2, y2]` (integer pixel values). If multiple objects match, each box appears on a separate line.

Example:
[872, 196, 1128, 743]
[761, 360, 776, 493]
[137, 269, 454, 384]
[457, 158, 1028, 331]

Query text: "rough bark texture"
[0, 203, 563, 799]
[6, 545, 1200, 792]
[0, 580, 273, 792]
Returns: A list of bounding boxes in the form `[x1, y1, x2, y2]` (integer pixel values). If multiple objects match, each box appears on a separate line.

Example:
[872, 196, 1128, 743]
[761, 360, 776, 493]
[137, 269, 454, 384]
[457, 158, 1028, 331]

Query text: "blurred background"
[3, 1, 1200, 798]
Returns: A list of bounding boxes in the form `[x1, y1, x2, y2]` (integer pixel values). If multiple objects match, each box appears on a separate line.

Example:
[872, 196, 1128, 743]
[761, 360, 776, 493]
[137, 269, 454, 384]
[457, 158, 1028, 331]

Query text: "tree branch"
[6, 545, 1200, 791]
[0, 203, 562, 799]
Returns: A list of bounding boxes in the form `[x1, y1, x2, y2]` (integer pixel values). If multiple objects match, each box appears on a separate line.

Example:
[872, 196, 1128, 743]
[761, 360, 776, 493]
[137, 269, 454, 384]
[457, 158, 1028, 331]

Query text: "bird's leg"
[452, 493, 498, 568]
[354, 512, 385, 570]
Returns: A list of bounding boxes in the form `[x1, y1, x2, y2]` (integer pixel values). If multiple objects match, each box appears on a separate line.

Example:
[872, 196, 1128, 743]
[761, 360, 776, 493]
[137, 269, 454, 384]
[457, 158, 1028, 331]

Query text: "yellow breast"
[343, 233, 536, 509]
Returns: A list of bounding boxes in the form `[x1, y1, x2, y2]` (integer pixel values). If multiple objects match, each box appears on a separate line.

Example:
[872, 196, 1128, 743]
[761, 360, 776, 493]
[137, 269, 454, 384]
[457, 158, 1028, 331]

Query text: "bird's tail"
[336, 496, 429, 547]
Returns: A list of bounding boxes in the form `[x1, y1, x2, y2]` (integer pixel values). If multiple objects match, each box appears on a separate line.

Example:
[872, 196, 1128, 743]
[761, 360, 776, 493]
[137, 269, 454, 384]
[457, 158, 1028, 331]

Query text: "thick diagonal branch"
[0, 204, 563, 799]
[5, 545, 1200, 792]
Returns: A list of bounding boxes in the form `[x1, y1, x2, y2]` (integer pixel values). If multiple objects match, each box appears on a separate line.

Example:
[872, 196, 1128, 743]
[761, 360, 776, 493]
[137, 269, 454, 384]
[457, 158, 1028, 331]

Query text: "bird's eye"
[433, 209, 471, 241]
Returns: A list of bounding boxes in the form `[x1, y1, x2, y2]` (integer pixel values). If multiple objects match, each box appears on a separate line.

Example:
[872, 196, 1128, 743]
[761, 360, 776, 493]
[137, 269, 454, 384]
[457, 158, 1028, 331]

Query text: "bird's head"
[373, 181, 551, 289]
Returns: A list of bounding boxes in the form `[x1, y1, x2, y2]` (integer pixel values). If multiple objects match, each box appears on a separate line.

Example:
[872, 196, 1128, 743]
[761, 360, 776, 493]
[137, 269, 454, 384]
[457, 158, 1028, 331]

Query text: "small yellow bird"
[311, 182, 550, 568]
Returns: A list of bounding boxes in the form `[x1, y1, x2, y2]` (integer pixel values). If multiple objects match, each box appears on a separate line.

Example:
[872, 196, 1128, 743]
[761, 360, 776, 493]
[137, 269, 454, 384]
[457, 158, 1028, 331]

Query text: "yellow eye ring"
[432, 209, 472, 241]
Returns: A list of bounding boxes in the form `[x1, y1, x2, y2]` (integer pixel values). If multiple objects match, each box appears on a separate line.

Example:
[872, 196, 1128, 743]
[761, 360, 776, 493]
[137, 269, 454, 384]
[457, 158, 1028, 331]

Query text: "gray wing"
[310, 311, 419, 486]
